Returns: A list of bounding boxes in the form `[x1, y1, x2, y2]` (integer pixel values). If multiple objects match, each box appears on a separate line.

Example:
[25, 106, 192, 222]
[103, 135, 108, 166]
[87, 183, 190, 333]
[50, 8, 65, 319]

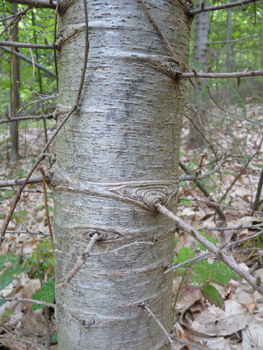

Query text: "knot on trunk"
[47, 165, 70, 188]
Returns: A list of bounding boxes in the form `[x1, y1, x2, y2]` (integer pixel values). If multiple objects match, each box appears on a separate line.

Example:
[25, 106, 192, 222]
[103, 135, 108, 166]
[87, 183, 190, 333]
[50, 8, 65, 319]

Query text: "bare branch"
[2, 45, 55, 76]
[140, 303, 211, 350]
[5, 230, 49, 236]
[0, 176, 44, 188]
[179, 152, 228, 182]
[189, 0, 259, 14]
[180, 69, 263, 78]
[209, 34, 260, 44]
[0, 113, 53, 124]
[56, 233, 99, 288]
[0, 296, 55, 308]
[0, 40, 54, 50]
[155, 203, 263, 295]
[165, 230, 263, 273]
[0, 0, 89, 245]
[1, 187, 53, 194]
[6, 0, 56, 9]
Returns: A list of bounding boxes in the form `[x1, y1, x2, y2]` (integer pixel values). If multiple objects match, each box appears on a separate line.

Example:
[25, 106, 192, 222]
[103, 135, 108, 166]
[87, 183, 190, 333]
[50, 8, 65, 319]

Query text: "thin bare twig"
[0, 296, 55, 308]
[17, 94, 57, 117]
[179, 69, 263, 78]
[0, 113, 53, 124]
[0, 40, 54, 49]
[140, 303, 211, 350]
[165, 230, 263, 273]
[189, 0, 260, 14]
[5, 230, 49, 236]
[21, 14, 35, 76]
[56, 233, 99, 288]
[38, 168, 53, 248]
[220, 134, 263, 203]
[139, 0, 195, 87]
[1, 45, 56, 77]
[155, 203, 263, 295]
[208, 87, 263, 127]
[0, 176, 44, 187]
[179, 161, 226, 221]
[53, 0, 60, 91]
[0, 0, 89, 243]
[179, 152, 228, 182]
[6, 0, 56, 9]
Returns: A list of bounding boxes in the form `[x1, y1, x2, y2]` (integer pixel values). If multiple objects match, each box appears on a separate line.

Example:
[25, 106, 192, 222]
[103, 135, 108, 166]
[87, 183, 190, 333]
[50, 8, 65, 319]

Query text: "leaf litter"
[0, 104, 263, 348]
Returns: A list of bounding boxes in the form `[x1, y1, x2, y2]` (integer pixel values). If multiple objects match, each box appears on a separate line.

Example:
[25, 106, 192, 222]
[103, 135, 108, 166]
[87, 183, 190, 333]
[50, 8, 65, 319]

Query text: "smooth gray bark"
[50, 1, 192, 349]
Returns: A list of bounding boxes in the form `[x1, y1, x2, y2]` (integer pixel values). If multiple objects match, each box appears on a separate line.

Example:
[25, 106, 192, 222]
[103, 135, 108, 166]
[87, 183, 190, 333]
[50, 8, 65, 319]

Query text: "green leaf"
[50, 334, 57, 343]
[181, 200, 192, 205]
[202, 284, 224, 308]
[4, 190, 14, 197]
[197, 232, 217, 251]
[174, 236, 177, 248]
[0, 253, 20, 271]
[223, 170, 240, 175]
[17, 168, 26, 178]
[0, 300, 6, 307]
[211, 261, 240, 284]
[188, 260, 213, 288]
[32, 279, 55, 311]
[0, 265, 23, 290]
[177, 247, 195, 264]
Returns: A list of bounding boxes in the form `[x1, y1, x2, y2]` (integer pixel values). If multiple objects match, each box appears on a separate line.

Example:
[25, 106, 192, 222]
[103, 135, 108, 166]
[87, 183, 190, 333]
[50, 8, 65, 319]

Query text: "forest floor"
[0, 102, 263, 350]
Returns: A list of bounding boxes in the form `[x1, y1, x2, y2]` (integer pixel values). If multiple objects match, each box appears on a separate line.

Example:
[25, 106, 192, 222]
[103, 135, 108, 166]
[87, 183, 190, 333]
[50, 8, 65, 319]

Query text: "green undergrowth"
[173, 232, 240, 309]
[0, 238, 55, 311]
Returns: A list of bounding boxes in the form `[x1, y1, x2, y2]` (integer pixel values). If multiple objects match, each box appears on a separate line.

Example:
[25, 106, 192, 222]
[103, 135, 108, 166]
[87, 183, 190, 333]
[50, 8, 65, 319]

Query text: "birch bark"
[50, 1, 192, 349]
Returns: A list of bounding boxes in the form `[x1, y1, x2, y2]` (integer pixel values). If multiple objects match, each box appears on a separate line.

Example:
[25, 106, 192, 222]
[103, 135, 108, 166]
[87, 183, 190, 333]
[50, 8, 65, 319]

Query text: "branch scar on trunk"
[48, 165, 178, 210]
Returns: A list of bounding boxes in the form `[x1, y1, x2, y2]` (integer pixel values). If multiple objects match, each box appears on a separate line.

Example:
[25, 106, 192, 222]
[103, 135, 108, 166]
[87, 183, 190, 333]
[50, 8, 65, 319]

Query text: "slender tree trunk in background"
[50, 2, 192, 349]
[226, 7, 232, 76]
[32, 11, 49, 147]
[10, 3, 21, 161]
[187, 0, 209, 149]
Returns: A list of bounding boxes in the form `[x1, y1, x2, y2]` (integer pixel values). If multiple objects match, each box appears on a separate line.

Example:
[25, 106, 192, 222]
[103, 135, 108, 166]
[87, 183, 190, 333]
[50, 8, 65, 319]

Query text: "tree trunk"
[50, 1, 192, 349]
[10, 3, 21, 161]
[187, 0, 209, 150]
[226, 7, 232, 82]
